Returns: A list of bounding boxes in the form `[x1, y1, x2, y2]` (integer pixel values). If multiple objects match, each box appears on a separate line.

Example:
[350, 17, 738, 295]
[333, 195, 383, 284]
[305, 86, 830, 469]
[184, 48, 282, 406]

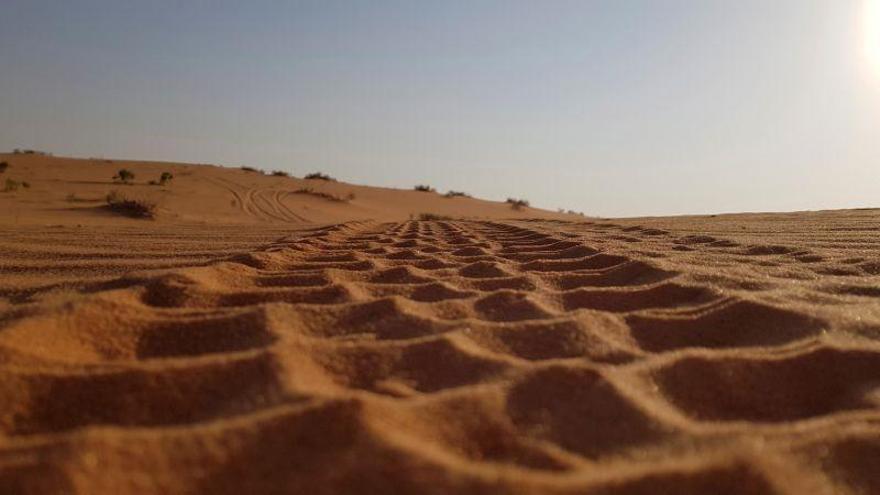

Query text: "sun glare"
[866, 0, 880, 77]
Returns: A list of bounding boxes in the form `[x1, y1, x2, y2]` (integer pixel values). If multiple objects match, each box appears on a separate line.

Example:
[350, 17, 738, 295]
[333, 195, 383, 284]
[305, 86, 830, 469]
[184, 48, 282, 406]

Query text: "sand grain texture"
[1, 155, 880, 494]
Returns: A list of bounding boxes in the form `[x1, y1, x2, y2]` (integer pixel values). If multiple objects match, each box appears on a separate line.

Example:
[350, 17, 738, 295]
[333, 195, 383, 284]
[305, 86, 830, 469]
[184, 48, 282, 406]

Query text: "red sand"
[1, 154, 880, 494]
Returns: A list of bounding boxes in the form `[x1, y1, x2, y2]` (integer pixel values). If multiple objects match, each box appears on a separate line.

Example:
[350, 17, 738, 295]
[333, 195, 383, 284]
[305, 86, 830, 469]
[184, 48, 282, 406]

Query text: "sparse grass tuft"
[444, 190, 469, 198]
[414, 184, 435, 192]
[3, 178, 22, 192]
[506, 198, 530, 210]
[159, 172, 174, 186]
[305, 172, 335, 181]
[105, 190, 157, 218]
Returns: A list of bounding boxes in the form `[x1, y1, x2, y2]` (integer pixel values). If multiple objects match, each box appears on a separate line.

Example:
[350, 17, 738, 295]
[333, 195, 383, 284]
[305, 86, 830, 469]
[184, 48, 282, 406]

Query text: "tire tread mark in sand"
[0, 218, 861, 494]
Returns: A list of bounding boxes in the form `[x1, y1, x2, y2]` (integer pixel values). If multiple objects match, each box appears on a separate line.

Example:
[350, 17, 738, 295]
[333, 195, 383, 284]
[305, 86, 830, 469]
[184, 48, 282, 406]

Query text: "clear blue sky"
[2, 1, 879, 216]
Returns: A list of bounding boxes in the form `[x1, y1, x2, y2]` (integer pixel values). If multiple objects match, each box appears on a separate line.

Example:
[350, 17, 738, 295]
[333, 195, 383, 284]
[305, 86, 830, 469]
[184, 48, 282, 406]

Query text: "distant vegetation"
[414, 184, 435, 192]
[241, 166, 262, 173]
[292, 188, 354, 203]
[305, 172, 334, 181]
[416, 213, 453, 221]
[444, 190, 469, 198]
[3, 178, 29, 192]
[149, 172, 174, 186]
[506, 198, 530, 210]
[0, 162, 8, 173]
[271, 170, 289, 177]
[113, 169, 135, 184]
[12, 149, 50, 156]
[105, 190, 156, 218]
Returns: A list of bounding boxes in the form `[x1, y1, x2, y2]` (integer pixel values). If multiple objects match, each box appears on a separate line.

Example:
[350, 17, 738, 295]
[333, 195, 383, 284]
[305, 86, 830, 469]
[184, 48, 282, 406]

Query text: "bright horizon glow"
[1, 1, 879, 217]
[866, 0, 880, 77]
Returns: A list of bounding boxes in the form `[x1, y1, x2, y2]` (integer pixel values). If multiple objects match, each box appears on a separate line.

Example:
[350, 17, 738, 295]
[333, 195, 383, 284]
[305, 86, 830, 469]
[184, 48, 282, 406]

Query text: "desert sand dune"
[1, 155, 880, 493]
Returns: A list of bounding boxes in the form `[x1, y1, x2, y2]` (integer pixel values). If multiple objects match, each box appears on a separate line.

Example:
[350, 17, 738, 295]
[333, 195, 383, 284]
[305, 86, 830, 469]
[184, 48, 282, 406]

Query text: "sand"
[1, 153, 880, 494]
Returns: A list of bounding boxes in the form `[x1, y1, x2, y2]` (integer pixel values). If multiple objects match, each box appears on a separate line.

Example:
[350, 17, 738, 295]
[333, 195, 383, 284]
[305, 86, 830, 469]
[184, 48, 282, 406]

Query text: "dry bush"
[271, 170, 289, 177]
[444, 190, 469, 198]
[0, 162, 8, 173]
[105, 190, 157, 218]
[506, 198, 530, 210]
[241, 166, 262, 173]
[113, 169, 135, 184]
[150, 172, 174, 186]
[416, 213, 453, 221]
[292, 188, 351, 202]
[414, 184, 435, 192]
[305, 172, 334, 181]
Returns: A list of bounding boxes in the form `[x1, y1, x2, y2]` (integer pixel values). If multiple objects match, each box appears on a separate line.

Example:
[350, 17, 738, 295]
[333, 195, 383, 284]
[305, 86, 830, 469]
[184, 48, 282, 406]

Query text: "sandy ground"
[1, 154, 880, 494]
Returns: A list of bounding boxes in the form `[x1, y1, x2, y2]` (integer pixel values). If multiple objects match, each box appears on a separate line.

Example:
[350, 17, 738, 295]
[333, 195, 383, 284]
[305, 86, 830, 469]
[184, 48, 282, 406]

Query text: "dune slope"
[1, 155, 880, 494]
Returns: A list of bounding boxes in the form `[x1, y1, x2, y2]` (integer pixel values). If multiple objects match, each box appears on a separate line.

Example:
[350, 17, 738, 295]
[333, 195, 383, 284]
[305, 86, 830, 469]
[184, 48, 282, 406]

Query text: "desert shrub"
[241, 166, 261, 173]
[113, 169, 135, 184]
[0, 162, 8, 173]
[271, 170, 289, 177]
[292, 188, 350, 202]
[416, 213, 453, 221]
[21, 181, 30, 189]
[148, 180, 159, 186]
[105, 190, 156, 218]
[414, 184, 435, 192]
[305, 172, 334, 181]
[444, 190, 469, 198]
[159, 172, 174, 185]
[506, 198, 530, 210]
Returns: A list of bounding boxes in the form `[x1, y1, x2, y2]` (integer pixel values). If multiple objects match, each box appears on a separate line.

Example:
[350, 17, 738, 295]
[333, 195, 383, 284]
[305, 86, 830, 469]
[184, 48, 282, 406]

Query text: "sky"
[2, 0, 879, 217]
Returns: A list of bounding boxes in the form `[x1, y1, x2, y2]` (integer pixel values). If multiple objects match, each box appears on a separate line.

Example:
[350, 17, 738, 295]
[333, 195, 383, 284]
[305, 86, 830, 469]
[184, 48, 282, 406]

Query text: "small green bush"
[159, 172, 174, 185]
